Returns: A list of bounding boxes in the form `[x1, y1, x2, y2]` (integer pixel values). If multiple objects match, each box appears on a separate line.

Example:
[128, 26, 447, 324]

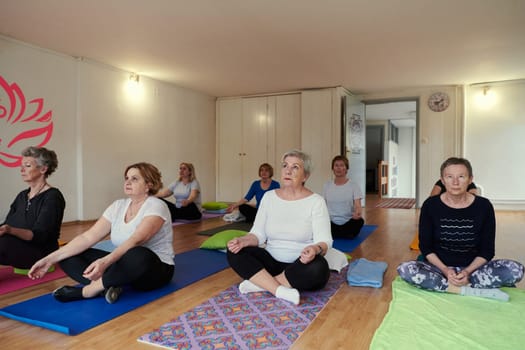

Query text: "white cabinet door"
[216, 94, 301, 202]
[217, 99, 243, 201]
[273, 94, 301, 165]
[241, 97, 270, 192]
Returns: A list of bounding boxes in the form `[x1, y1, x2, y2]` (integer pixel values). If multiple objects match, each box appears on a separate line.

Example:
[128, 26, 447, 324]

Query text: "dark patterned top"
[419, 195, 495, 267]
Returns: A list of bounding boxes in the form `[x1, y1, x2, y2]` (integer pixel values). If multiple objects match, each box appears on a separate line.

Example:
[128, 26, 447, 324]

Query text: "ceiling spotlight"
[129, 73, 140, 83]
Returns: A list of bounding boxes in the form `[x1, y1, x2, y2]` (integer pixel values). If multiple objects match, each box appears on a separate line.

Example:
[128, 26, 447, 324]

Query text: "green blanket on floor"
[370, 277, 525, 350]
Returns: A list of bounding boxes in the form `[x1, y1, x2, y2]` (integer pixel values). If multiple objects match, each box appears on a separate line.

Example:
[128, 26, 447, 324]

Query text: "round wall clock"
[427, 92, 450, 112]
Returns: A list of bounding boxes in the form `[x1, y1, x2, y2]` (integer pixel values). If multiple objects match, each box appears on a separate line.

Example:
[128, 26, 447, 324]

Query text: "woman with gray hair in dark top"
[0, 146, 65, 269]
[398, 157, 523, 302]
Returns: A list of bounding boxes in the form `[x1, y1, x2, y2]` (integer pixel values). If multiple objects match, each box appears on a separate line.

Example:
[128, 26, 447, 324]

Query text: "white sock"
[275, 285, 300, 305]
[460, 286, 509, 302]
[238, 280, 265, 294]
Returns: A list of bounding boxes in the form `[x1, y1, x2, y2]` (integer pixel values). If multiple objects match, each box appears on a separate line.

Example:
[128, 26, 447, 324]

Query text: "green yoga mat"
[370, 277, 525, 350]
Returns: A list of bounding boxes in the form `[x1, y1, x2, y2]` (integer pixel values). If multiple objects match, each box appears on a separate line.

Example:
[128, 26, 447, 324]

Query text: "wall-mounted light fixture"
[129, 72, 140, 83]
[482, 86, 490, 95]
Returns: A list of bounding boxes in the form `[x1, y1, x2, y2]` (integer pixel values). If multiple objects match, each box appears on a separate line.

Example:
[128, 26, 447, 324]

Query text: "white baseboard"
[492, 200, 525, 211]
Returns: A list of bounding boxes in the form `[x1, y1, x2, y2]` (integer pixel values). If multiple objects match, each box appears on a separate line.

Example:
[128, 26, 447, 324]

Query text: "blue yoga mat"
[0, 249, 229, 335]
[332, 225, 378, 252]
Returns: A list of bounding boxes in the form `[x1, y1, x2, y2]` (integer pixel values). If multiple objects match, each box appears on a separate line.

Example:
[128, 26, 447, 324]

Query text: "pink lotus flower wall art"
[0, 75, 54, 168]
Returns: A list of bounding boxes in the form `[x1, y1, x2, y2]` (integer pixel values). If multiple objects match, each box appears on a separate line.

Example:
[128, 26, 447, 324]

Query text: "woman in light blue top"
[323, 155, 364, 239]
[157, 162, 202, 221]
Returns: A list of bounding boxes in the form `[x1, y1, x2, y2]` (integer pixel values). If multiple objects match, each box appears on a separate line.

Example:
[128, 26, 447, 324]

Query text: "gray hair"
[21, 146, 58, 178]
[282, 149, 313, 177]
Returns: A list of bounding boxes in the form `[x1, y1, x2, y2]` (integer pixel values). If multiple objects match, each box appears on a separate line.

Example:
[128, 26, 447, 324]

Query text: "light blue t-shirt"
[323, 179, 363, 225]
[168, 179, 202, 210]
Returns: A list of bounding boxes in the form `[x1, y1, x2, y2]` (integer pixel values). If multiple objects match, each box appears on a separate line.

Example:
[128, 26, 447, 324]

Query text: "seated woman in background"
[29, 162, 174, 304]
[157, 162, 202, 221]
[226, 150, 332, 305]
[323, 155, 364, 239]
[0, 146, 65, 269]
[226, 163, 280, 223]
[398, 157, 523, 301]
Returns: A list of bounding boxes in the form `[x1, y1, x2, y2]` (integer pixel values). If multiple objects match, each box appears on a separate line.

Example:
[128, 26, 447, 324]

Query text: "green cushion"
[200, 229, 247, 250]
[202, 201, 229, 211]
[14, 265, 55, 275]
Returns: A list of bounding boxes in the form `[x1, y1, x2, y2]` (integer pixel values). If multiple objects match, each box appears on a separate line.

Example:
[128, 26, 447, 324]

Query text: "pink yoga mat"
[0, 266, 66, 296]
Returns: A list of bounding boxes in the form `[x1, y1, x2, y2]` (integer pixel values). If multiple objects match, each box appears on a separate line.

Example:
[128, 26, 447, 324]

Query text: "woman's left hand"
[300, 245, 317, 264]
[82, 258, 109, 281]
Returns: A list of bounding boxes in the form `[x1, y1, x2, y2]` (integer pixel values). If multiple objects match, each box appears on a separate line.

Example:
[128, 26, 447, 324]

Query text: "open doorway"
[365, 100, 417, 204]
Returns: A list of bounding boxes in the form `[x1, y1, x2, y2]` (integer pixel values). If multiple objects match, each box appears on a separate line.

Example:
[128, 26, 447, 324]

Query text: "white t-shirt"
[168, 179, 202, 210]
[102, 196, 174, 265]
[250, 190, 332, 263]
[323, 180, 363, 225]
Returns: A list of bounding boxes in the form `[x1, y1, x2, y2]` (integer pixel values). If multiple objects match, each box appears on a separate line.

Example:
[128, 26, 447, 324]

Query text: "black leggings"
[238, 204, 257, 223]
[161, 199, 202, 221]
[227, 246, 330, 291]
[0, 235, 57, 269]
[59, 246, 174, 291]
[331, 218, 364, 239]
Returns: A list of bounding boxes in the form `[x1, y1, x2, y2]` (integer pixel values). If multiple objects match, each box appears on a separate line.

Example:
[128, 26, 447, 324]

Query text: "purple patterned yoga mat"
[138, 267, 347, 349]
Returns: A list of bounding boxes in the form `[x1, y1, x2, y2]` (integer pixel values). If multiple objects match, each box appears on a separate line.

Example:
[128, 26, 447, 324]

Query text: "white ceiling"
[1, 0, 524, 98]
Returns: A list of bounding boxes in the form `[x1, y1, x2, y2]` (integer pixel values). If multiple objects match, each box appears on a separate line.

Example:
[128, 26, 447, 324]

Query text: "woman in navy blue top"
[398, 157, 523, 301]
[227, 163, 280, 222]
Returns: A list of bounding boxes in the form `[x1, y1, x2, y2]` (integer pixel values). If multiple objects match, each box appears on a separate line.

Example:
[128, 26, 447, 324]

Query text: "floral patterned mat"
[138, 267, 347, 349]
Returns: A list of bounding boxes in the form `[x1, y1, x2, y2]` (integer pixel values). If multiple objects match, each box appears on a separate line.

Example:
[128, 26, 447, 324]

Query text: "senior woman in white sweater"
[227, 150, 332, 305]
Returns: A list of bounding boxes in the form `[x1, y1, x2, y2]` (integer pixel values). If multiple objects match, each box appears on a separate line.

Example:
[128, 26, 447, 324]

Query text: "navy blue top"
[419, 195, 495, 267]
[244, 180, 280, 208]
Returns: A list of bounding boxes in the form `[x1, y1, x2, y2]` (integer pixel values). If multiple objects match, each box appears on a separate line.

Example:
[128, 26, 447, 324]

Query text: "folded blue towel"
[347, 258, 388, 288]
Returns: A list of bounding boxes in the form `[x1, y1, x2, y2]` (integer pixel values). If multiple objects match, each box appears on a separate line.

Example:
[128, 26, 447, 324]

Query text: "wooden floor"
[1, 195, 524, 349]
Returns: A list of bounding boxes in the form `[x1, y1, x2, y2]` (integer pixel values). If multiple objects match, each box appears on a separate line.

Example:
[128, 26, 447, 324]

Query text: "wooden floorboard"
[1, 195, 523, 349]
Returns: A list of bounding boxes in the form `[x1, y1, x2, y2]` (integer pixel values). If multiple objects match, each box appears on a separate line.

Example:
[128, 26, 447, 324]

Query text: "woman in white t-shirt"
[29, 162, 174, 304]
[323, 155, 364, 239]
[226, 150, 332, 305]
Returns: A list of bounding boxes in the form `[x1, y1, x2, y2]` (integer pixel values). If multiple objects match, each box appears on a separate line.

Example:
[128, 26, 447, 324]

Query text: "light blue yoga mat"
[332, 225, 378, 252]
[0, 249, 229, 335]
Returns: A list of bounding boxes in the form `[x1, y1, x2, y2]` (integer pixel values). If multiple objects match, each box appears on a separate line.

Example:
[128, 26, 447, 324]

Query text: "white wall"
[0, 37, 78, 221]
[0, 36, 216, 221]
[465, 81, 525, 209]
